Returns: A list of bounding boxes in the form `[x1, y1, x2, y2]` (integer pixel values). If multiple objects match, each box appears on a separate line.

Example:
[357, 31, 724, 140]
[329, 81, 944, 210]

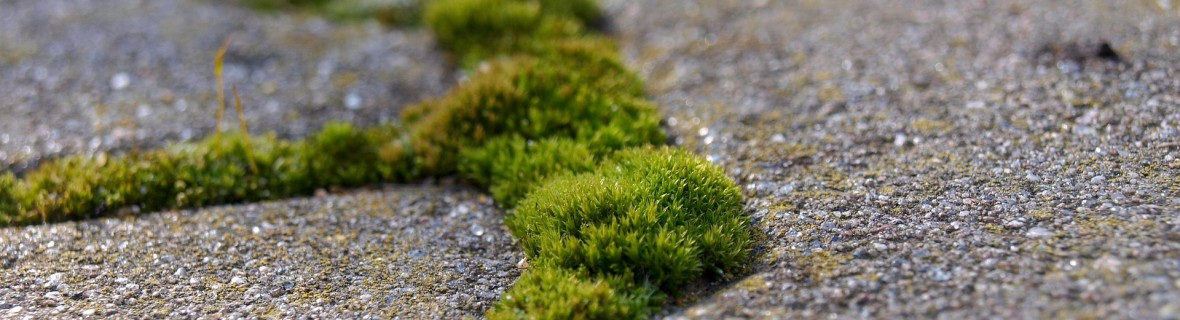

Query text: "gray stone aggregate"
[2, 0, 1179, 318]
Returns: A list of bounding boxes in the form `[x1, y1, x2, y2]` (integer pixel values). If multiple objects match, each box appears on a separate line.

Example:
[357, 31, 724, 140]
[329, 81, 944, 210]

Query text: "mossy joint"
[420, 0, 753, 318]
[0, 0, 756, 318]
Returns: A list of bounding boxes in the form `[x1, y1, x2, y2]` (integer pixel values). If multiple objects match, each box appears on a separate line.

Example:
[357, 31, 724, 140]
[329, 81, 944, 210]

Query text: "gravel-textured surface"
[3, 0, 1180, 319]
[605, 0, 1180, 318]
[0, 185, 522, 318]
[0, 0, 452, 172]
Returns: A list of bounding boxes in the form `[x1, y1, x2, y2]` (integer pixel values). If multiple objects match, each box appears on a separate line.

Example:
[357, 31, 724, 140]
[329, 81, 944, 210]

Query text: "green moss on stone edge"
[1, 0, 756, 317]
[0, 172, 20, 222]
[459, 136, 597, 208]
[512, 147, 749, 284]
[487, 265, 659, 320]
[402, 50, 661, 176]
[0, 122, 411, 226]
[490, 148, 750, 318]
[423, 0, 603, 67]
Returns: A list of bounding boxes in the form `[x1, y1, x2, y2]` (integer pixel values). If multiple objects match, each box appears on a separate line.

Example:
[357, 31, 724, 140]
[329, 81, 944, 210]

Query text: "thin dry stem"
[232, 86, 260, 175]
[214, 37, 233, 155]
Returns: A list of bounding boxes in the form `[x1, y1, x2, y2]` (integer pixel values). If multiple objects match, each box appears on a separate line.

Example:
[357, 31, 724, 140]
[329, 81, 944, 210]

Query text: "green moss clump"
[3, 0, 757, 316]
[424, 0, 603, 66]
[0, 172, 21, 221]
[495, 147, 751, 316]
[487, 265, 658, 320]
[403, 54, 661, 176]
[5, 133, 303, 224]
[459, 136, 596, 207]
[163, 132, 308, 208]
[529, 0, 602, 25]
[0, 121, 422, 226]
[16, 156, 131, 223]
[302, 122, 411, 189]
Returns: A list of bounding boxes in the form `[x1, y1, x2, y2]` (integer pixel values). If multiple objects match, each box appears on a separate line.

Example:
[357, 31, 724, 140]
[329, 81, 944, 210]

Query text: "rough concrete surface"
[0, 0, 452, 172]
[2, 0, 1180, 319]
[1, 185, 522, 318]
[605, 0, 1180, 318]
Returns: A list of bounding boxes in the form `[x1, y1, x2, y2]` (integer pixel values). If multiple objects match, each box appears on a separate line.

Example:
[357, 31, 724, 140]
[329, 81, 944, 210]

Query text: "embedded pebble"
[1026, 227, 1054, 238]
[110, 73, 130, 90]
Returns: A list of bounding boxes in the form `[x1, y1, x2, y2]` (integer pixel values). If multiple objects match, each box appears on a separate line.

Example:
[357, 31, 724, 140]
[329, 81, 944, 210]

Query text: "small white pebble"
[894, 134, 907, 147]
[110, 73, 130, 90]
[231, 276, 247, 285]
[770, 133, 786, 143]
[136, 104, 151, 118]
[345, 92, 362, 110]
[1026, 227, 1053, 238]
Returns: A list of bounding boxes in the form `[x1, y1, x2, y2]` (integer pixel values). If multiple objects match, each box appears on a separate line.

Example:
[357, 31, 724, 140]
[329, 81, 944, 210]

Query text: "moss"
[302, 122, 413, 189]
[487, 266, 658, 320]
[459, 136, 597, 207]
[401, 36, 645, 123]
[3, 0, 757, 317]
[0, 121, 422, 226]
[0, 172, 17, 220]
[414, 0, 754, 315]
[15, 155, 131, 224]
[15, 134, 299, 223]
[508, 147, 751, 291]
[160, 133, 305, 208]
[424, 0, 602, 67]
[403, 53, 661, 176]
[492, 147, 752, 317]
